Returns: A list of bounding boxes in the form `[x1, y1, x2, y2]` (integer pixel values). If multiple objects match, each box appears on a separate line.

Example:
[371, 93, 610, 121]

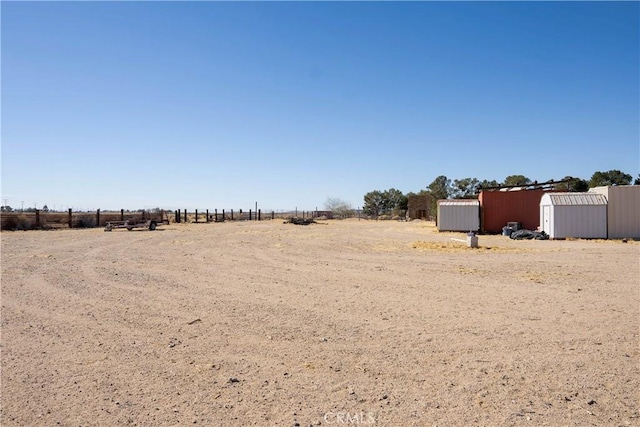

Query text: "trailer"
[104, 211, 169, 232]
[104, 219, 160, 231]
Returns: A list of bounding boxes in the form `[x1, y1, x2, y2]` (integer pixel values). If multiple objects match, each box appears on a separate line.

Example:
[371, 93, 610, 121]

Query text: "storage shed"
[540, 193, 607, 239]
[437, 199, 480, 232]
[588, 185, 640, 239]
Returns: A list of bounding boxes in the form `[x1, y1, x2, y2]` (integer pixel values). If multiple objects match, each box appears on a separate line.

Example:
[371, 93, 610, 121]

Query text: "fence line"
[0, 208, 331, 231]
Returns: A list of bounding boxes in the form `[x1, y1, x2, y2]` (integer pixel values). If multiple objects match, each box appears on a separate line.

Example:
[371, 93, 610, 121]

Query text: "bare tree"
[324, 197, 354, 219]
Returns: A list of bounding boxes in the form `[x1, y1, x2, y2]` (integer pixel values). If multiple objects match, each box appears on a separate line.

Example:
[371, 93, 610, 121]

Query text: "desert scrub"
[72, 216, 96, 228]
[1, 215, 32, 230]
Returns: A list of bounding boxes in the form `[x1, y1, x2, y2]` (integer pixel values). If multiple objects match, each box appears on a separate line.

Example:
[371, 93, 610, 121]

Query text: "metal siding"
[591, 186, 640, 238]
[552, 205, 607, 239]
[437, 202, 480, 231]
[479, 189, 552, 233]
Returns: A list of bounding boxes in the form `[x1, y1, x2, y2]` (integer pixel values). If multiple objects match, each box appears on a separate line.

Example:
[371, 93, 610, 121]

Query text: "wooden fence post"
[249, 210, 252, 221]
[35, 209, 41, 228]
[272, 211, 274, 220]
[184, 209, 187, 223]
[206, 209, 209, 223]
[222, 209, 225, 220]
[258, 209, 261, 221]
[215, 209, 218, 222]
[120, 209, 124, 221]
[231, 209, 234, 220]
[96, 209, 100, 227]
[68, 208, 73, 228]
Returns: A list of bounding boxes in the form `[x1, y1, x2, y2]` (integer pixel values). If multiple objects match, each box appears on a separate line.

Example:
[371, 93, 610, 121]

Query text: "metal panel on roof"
[438, 200, 480, 206]
[546, 193, 607, 206]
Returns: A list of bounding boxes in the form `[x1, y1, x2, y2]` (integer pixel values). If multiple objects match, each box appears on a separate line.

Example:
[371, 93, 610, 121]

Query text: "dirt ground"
[1, 219, 638, 426]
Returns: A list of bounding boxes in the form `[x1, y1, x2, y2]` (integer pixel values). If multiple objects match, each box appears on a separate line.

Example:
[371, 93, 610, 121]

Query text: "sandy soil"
[1, 220, 638, 426]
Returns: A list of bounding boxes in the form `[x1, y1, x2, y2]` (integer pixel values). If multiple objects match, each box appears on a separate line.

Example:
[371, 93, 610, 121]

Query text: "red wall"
[479, 189, 554, 233]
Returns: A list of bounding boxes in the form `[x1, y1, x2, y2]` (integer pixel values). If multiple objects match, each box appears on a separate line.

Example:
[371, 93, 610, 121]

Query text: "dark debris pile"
[283, 217, 317, 226]
[510, 229, 549, 240]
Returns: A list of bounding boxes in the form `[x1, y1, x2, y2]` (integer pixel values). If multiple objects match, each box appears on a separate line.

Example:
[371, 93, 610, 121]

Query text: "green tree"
[384, 188, 408, 214]
[363, 190, 385, 217]
[589, 170, 632, 187]
[503, 175, 531, 187]
[555, 176, 589, 192]
[428, 175, 452, 218]
[428, 175, 452, 199]
[477, 179, 500, 190]
[634, 174, 640, 185]
[363, 189, 408, 217]
[452, 177, 480, 199]
[398, 194, 409, 211]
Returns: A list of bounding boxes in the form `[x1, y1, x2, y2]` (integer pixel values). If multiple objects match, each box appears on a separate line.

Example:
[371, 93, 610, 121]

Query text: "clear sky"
[2, 1, 638, 212]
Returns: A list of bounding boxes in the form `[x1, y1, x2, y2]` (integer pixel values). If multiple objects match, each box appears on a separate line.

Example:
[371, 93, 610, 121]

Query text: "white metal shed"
[540, 193, 607, 239]
[437, 199, 480, 232]
[589, 185, 640, 239]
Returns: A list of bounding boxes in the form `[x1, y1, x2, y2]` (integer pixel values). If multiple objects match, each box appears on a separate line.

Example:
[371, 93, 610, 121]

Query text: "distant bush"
[73, 216, 96, 228]
[2, 216, 17, 230]
[17, 215, 33, 230]
[1, 215, 32, 230]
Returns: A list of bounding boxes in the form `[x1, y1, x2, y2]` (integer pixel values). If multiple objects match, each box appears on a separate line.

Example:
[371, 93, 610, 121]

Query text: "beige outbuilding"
[589, 185, 640, 239]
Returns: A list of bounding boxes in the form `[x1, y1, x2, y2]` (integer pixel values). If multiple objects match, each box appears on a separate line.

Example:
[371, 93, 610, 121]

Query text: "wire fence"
[0, 208, 335, 231]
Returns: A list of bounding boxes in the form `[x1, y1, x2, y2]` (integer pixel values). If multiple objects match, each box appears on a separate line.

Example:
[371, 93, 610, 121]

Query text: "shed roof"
[542, 193, 607, 206]
[438, 199, 480, 206]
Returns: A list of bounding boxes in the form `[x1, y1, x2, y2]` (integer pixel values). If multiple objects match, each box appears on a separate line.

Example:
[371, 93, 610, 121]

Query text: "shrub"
[73, 216, 96, 228]
[16, 215, 32, 230]
[2, 216, 17, 230]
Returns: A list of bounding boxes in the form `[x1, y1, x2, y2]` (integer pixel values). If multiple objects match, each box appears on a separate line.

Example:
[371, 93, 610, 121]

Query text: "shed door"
[543, 205, 551, 233]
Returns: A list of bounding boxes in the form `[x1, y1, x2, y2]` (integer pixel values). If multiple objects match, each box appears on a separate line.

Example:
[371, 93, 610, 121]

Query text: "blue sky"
[2, 1, 638, 212]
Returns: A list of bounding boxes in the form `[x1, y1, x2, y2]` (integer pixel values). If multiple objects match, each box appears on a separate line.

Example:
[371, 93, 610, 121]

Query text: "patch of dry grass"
[411, 240, 537, 253]
[522, 271, 547, 283]
[582, 238, 638, 244]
